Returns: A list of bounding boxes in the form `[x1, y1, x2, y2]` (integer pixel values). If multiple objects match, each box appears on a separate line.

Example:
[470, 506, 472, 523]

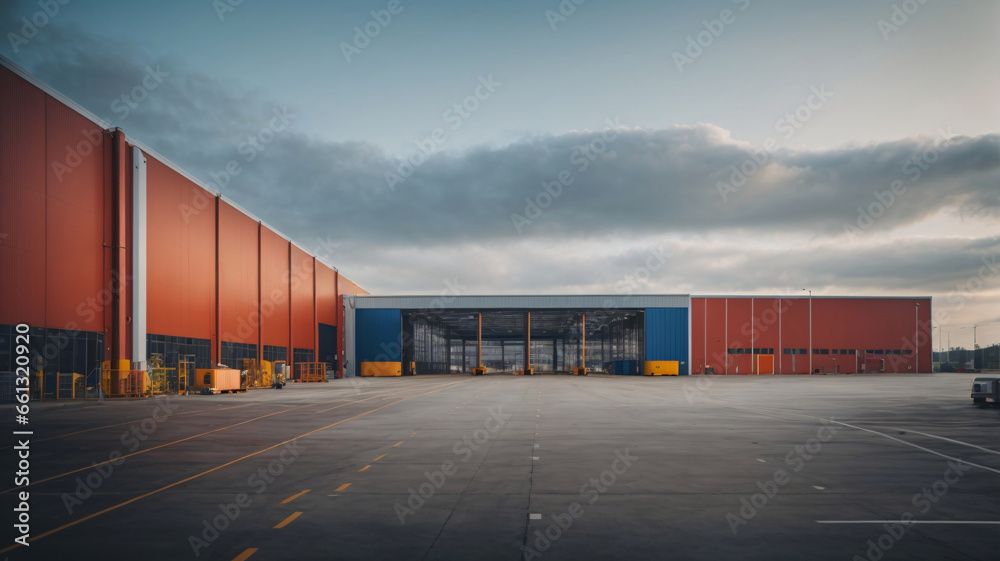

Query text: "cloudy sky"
[3, 0, 999, 347]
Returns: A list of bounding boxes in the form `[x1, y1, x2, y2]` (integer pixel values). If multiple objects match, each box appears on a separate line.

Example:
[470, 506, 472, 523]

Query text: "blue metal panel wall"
[355, 308, 402, 363]
[645, 308, 689, 374]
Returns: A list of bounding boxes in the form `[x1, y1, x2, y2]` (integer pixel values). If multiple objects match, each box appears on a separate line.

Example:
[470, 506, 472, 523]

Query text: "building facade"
[0, 56, 367, 387]
[344, 295, 932, 377]
[0, 56, 934, 388]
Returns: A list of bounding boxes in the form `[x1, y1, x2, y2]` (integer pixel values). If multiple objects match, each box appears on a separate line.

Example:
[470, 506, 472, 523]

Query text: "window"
[221, 342, 257, 369]
[820, 349, 830, 355]
[293, 348, 315, 364]
[901, 349, 912, 355]
[264, 345, 287, 363]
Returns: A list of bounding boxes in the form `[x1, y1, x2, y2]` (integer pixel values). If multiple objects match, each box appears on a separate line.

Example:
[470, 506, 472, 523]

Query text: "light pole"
[946, 331, 950, 364]
[802, 289, 812, 375]
[973, 322, 980, 369]
[932, 324, 938, 368]
[914, 302, 920, 373]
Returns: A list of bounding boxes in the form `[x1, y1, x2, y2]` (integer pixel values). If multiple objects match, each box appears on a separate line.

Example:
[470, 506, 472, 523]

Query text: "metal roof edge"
[0, 53, 111, 130]
[0, 54, 343, 275]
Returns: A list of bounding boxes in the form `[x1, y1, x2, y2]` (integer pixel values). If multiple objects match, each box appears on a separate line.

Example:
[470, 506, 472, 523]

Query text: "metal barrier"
[295, 362, 328, 383]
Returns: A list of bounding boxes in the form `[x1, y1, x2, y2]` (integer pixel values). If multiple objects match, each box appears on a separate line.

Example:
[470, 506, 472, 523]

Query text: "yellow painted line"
[2, 403, 324, 495]
[280, 489, 311, 504]
[274, 511, 303, 529]
[394, 441, 405, 447]
[12, 408, 212, 446]
[12, 402, 260, 448]
[335, 483, 352, 492]
[373, 454, 387, 462]
[314, 388, 418, 413]
[0, 380, 468, 554]
[232, 547, 258, 561]
[358, 465, 372, 472]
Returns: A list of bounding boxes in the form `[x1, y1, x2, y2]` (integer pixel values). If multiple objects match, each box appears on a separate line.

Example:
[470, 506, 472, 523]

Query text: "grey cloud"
[4, 6, 1000, 324]
[5, 14, 998, 248]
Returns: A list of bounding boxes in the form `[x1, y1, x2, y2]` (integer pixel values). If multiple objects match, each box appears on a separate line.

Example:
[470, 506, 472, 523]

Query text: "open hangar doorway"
[400, 309, 645, 375]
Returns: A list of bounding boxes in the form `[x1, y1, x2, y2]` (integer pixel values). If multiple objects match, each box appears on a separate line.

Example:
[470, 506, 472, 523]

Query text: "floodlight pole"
[802, 289, 812, 375]
[973, 322, 979, 369]
[914, 303, 920, 373]
[525, 312, 531, 374]
[946, 331, 950, 363]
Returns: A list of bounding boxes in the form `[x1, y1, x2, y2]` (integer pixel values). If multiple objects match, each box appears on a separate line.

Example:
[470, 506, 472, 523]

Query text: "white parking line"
[875, 428, 1000, 456]
[817, 520, 1000, 525]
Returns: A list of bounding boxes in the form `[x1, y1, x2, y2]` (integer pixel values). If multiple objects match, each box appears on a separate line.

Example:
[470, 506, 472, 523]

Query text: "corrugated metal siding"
[0, 64, 48, 328]
[260, 228, 290, 350]
[218, 200, 259, 344]
[145, 158, 216, 340]
[290, 245, 314, 352]
[355, 308, 402, 363]
[353, 295, 689, 310]
[695, 296, 932, 374]
[645, 308, 689, 374]
[316, 263, 337, 326]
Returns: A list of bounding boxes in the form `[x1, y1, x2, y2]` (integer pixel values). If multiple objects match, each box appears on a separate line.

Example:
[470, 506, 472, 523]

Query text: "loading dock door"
[757, 354, 774, 375]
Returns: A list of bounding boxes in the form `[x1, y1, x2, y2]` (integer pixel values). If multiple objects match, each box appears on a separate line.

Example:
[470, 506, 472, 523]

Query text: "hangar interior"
[402, 309, 645, 375]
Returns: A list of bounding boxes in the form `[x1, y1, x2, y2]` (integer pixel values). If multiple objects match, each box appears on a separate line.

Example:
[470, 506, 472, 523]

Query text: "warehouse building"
[0, 55, 933, 392]
[345, 295, 931, 377]
[0, 56, 367, 394]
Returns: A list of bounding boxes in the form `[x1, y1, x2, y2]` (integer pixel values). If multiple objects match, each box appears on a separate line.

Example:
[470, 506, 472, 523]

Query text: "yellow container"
[195, 368, 243, 391]
[644, 361, 679, 376]
[360, 362, 402, 377]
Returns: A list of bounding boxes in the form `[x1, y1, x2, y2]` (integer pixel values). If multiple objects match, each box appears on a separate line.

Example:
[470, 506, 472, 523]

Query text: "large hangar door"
[645, 308, 690, 375]
[355, 309, 403, 376]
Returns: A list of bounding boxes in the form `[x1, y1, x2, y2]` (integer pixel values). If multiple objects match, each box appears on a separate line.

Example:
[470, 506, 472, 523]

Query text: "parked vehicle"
[971, 377, 1000, 405]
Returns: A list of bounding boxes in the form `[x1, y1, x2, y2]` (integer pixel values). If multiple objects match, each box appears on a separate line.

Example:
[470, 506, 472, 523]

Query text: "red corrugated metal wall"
[145, 158, 216, 348]
[45, 98, 106, 332]
[218, 200, 259, 345]
[692, 297, 933, 374]
[2, 61, 366, 372]
[779, 297, 810, 374]
[0, 64, 47, 328]
[290, 245, 315, 354]
[316, 263, 337, 326]
[260, 229, 290, 355]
